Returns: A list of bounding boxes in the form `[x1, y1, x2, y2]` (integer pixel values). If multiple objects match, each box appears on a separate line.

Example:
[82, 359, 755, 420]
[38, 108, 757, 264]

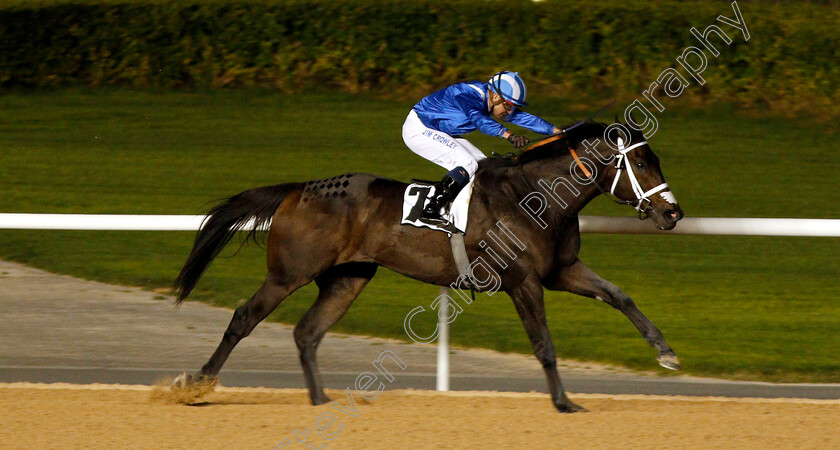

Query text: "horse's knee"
[615, 293, 635, 310]
[532, 342, 557, 369]
[602, 286, 635, 310]
[539, 356, 557, 370]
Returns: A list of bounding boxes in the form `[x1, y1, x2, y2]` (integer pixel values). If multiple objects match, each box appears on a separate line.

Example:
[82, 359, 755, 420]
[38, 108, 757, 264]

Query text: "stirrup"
[419, 209, 448, 225]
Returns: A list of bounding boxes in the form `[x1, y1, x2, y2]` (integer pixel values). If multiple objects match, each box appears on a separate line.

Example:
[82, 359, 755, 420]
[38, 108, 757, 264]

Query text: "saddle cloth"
[401, 179, 474, 234]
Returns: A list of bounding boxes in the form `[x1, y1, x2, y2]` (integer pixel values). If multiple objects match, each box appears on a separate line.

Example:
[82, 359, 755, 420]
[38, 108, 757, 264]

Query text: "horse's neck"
[519, 155, 605, 217]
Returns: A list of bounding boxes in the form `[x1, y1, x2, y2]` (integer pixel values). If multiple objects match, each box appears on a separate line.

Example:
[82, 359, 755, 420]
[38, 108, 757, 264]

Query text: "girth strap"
[449, 233, 477, 300]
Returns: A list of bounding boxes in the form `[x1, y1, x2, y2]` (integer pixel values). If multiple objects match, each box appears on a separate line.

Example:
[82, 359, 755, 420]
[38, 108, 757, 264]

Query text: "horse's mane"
[477, 120, 611, 172]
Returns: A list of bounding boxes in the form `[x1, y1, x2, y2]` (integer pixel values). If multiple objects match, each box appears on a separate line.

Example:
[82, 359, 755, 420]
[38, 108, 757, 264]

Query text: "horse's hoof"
[157, 372, 218, 405]
[657, 352, 681, 371]
[311, 394, 332, 406]
[171, 371, 193, 390]
[555, 400, 588, 413]
[170, 371, 218, 390]
[193, 373, 219, 386]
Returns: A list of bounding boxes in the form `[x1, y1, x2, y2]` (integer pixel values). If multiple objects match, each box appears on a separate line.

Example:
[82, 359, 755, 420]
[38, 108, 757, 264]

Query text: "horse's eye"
[635, 161, 646, 170]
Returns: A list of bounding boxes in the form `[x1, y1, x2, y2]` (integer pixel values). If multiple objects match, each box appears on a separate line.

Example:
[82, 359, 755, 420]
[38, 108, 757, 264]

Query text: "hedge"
[0, 0, 837, 115]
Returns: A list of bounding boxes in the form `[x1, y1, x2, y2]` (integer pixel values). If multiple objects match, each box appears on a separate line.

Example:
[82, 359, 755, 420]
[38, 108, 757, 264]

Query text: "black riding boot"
[420, 173, 466, 225]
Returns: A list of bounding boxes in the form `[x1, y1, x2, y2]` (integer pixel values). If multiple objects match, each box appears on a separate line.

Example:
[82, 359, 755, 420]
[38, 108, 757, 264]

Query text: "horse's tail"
[173, 183, 301, 304]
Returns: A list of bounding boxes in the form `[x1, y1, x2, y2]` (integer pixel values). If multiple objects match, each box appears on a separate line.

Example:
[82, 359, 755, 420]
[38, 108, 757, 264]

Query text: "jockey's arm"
[454, 93, 507, 137]
[507, 110, 558, 136]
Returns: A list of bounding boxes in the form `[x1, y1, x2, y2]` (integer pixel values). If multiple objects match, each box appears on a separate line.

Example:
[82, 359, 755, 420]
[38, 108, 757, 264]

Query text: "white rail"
[578, 216, 840, 237]
[0, 214, 204, 231]
[1, 213, 840, 236]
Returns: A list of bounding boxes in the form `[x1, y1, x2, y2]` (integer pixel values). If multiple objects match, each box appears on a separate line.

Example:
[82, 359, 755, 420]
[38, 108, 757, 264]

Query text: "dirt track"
[2, 383, 839, 449]
[3, 259, 840, 448]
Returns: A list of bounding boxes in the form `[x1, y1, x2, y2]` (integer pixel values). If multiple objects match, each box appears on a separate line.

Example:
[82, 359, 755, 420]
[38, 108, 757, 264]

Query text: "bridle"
[607, 138, 671, 218]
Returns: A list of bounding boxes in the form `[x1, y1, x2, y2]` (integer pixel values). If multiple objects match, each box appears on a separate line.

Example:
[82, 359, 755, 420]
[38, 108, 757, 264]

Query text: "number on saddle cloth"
[400, 181, 473, 234]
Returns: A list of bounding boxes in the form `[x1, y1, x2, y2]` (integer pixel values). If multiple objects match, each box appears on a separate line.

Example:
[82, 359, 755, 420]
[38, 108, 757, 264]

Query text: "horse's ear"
[628, 111, 638, 127]
[614, 114, 621, 124]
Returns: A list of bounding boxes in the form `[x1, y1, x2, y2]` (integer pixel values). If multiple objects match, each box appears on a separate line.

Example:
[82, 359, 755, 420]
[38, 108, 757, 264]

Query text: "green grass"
[1, 88, 838, 382]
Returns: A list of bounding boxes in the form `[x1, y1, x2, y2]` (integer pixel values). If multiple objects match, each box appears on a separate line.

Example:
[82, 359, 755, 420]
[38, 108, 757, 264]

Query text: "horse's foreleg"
[199, 275, 303, 377]
[294, 263, 377, 405]
[548, 258, 680, 370]
[508, 277, 586, 413]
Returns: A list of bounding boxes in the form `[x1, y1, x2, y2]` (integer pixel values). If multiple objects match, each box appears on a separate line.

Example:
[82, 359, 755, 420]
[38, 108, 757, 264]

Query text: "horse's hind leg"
[294, 262, 377, 405]
[548, 258, 680, 370]
[198, 274, 307, 378]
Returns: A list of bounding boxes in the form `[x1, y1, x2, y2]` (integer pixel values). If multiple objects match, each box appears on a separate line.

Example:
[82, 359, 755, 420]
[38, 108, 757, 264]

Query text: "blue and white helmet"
[488, 71, 528, 107]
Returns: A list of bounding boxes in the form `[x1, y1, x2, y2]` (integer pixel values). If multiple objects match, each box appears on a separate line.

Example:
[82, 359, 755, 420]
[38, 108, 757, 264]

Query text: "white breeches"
[402, 110, 486, 178]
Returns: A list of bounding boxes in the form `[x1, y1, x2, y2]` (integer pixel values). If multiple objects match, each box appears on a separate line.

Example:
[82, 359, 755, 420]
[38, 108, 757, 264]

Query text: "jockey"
[402, 71, 561, 225]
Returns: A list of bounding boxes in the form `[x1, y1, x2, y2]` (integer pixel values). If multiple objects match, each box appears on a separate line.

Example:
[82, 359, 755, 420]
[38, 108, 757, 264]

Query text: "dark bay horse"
[173, 120, 683, 413]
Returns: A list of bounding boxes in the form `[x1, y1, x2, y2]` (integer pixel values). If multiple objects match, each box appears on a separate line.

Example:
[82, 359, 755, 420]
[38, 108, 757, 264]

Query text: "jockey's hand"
[507, 134, 529, 149]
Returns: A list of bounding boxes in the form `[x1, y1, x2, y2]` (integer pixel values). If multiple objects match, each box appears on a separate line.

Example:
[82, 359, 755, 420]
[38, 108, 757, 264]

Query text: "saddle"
[400, 180, 478, 293]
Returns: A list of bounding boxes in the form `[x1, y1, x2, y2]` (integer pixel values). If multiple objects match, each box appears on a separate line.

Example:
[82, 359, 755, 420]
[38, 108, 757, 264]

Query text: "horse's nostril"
[666, 210, 683, 221]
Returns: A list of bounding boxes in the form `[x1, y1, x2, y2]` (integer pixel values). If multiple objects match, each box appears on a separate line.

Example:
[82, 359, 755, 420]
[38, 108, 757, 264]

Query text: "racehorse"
[173, 120, 683, 413]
